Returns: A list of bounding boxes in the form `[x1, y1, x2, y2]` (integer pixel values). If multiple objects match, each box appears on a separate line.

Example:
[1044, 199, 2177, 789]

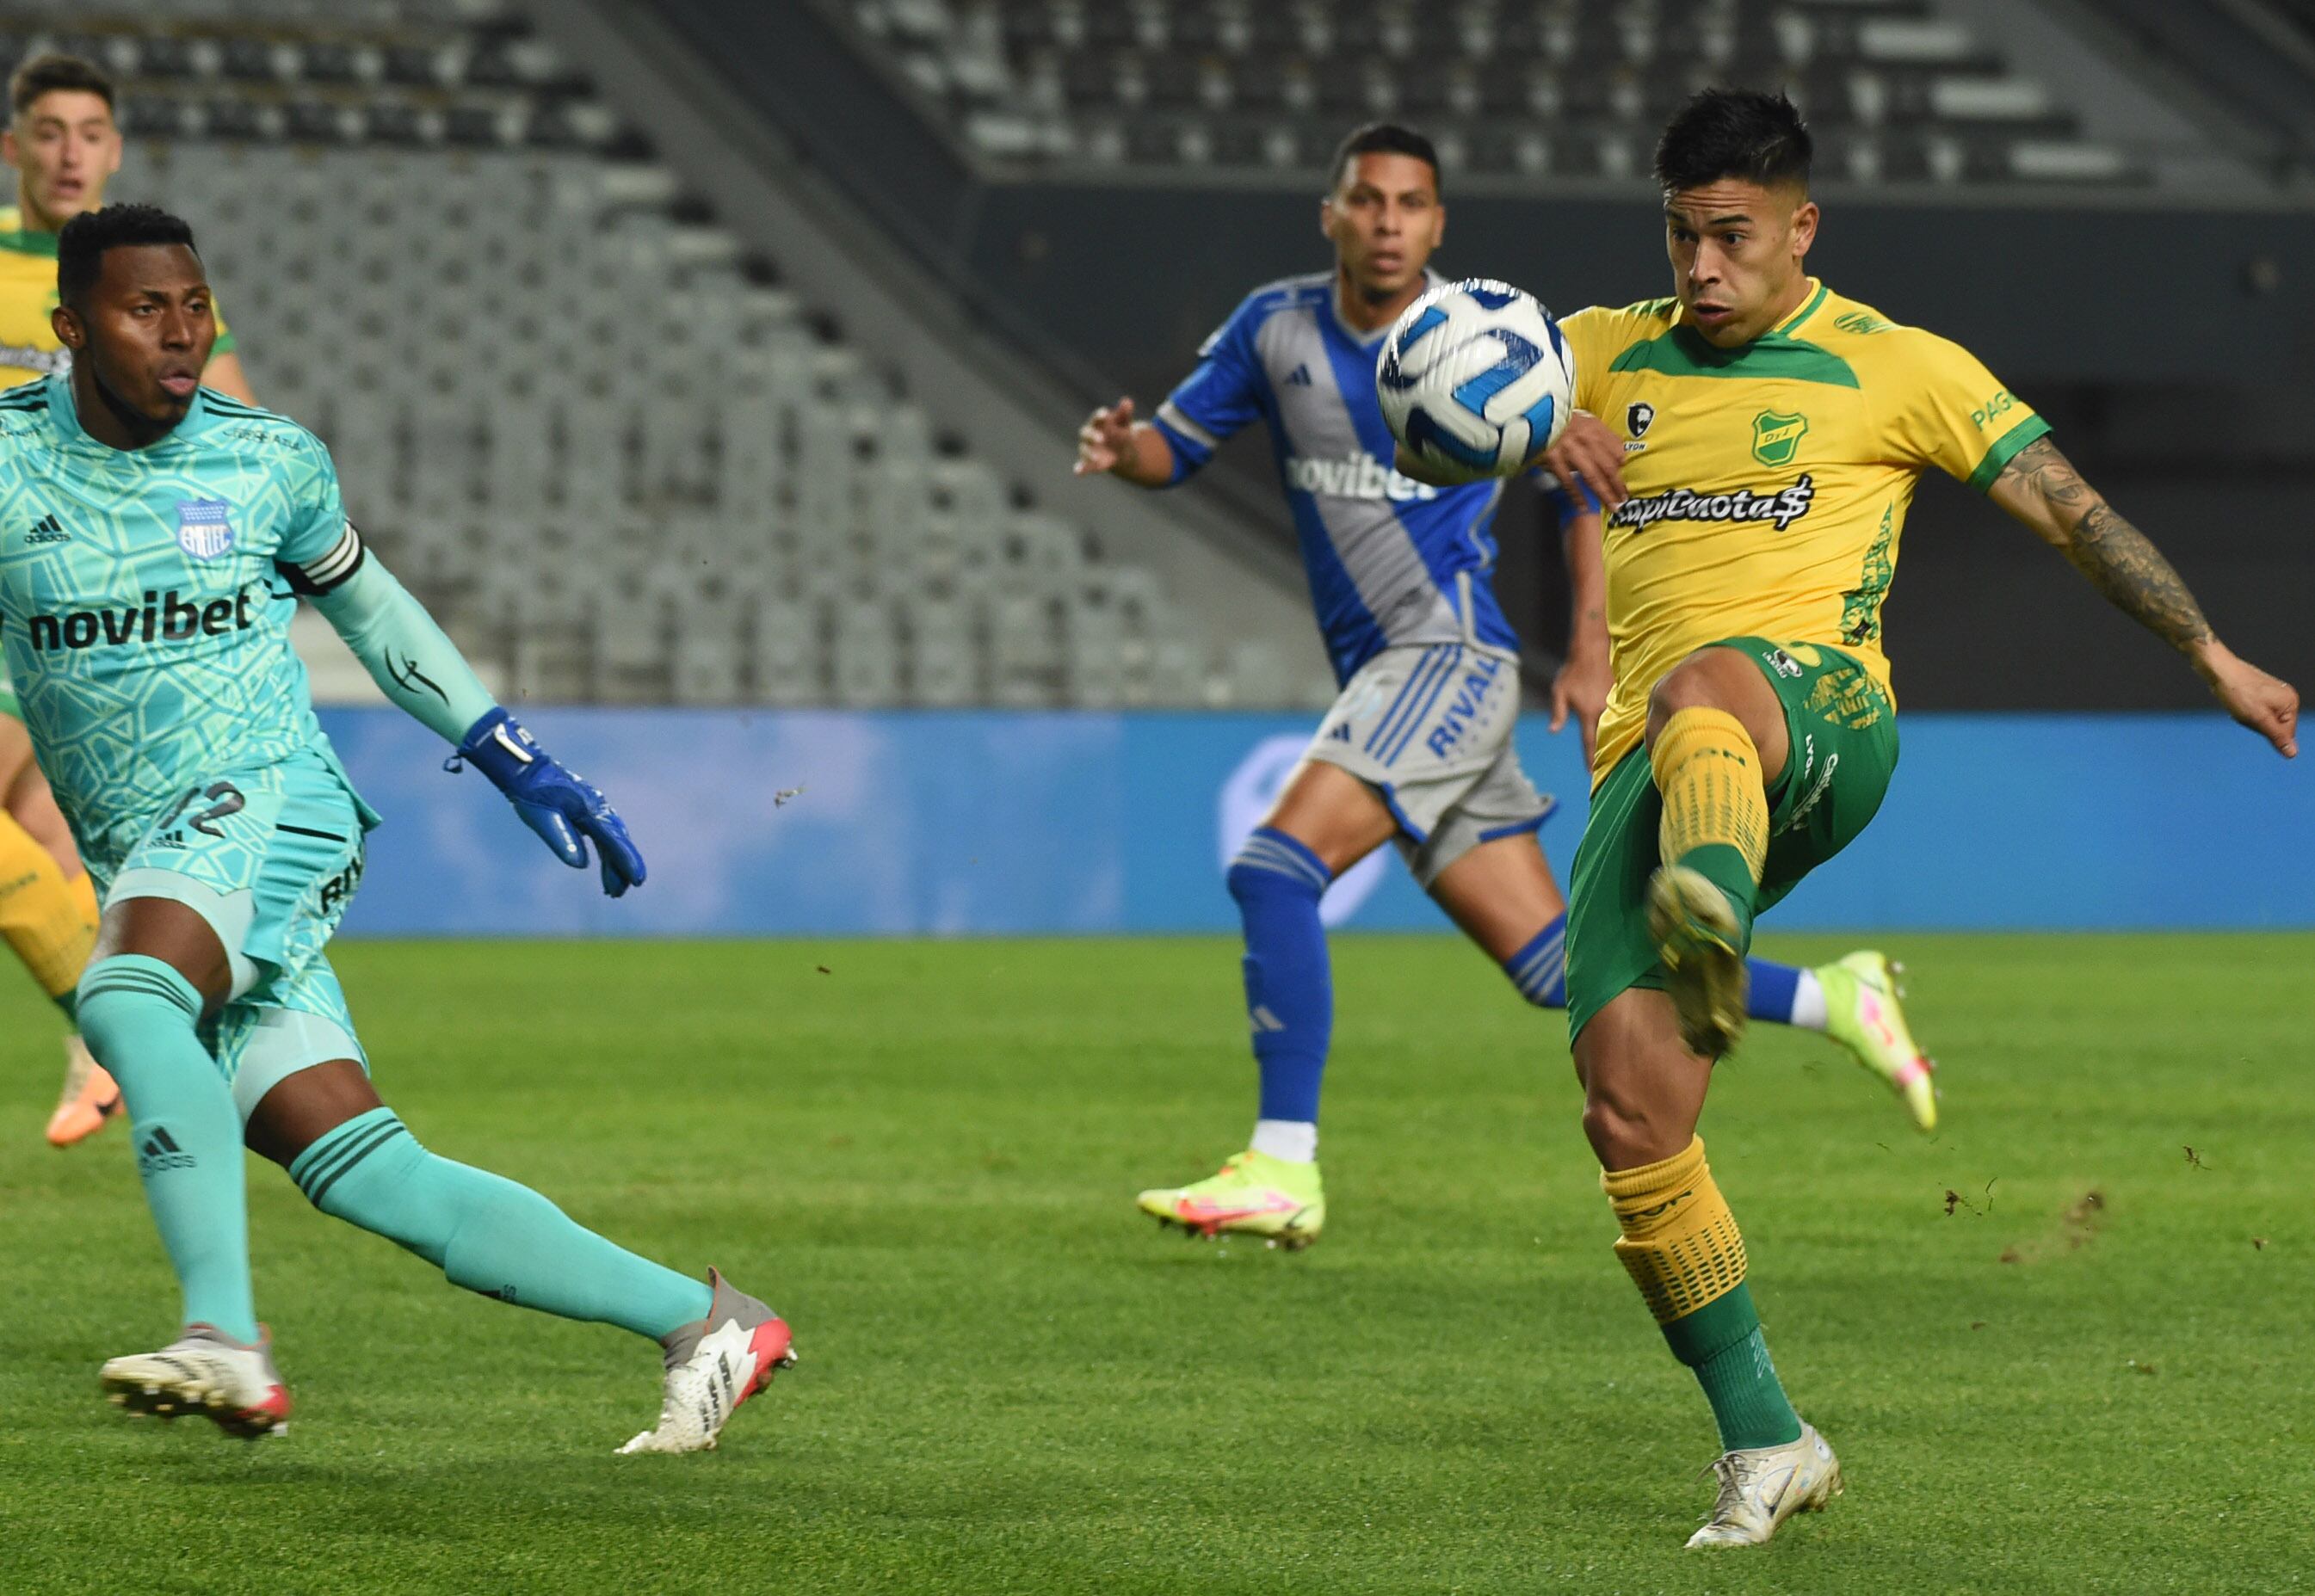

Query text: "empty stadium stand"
[845, 0, 2147, 188]
[0, 2, 1329, 710]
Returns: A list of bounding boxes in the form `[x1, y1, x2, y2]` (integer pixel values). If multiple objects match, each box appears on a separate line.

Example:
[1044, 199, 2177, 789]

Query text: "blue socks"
[1744, 958, 1826, 1029]
[1503, 915, 1569, 1007]
[77, 955, 261, 1344]
[1229, 828, 1334, 1127]
[289, 1106, 712, 1340]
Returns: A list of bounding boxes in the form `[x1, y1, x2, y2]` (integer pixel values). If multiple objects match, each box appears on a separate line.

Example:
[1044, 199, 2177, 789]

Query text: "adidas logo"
[24, 512, 66, 544]
[1283, 363, 1312, 387]
[1250, 1004, 1287, 1033]
[137, 1126, 197, 1173]
[1327, 722, 1352, 742]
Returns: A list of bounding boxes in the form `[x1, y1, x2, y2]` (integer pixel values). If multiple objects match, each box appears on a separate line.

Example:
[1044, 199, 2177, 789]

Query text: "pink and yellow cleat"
[1136, 1149, 1325, 1249]
[1818, 950, 1937, 1131]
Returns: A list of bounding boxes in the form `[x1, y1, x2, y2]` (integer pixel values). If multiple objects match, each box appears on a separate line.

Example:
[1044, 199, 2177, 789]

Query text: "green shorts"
[0, 680, 19, 724]
[94, 749, 372, 1121]
[1565, 638, 1899, 1043]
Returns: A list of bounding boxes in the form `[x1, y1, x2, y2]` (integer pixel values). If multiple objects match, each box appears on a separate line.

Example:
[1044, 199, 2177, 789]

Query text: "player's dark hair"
[57, 204, 199, 311]
[1330, 122, 1442, 198]
[1653, 88, 1812, 194]
[9, 53, 115, 118]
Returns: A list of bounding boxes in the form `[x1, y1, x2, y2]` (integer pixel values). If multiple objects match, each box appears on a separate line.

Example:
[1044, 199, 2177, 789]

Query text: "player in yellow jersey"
[0, 55, 259, 1143]
[0, 54, 256, 398]
[1501, 90, 2299, 1550]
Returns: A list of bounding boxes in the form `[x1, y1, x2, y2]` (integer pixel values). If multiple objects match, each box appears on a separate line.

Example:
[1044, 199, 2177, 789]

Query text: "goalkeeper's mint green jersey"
[0, 374, 379, 860]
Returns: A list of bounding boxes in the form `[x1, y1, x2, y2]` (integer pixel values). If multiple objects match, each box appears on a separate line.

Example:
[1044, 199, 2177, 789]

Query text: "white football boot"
[1686, 1421, 1843, 1548]
[616, 1268, 794, 1455]
[101, 1323, 292, 1439]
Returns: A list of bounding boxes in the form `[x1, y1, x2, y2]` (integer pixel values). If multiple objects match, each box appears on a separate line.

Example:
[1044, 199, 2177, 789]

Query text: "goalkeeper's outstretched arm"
[281, 523, 496, 743]
[281, 528, 647, 895]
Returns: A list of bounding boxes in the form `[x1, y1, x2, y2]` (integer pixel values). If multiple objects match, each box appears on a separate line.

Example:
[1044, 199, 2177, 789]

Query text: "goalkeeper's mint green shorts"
[93, 748, 371, 1120]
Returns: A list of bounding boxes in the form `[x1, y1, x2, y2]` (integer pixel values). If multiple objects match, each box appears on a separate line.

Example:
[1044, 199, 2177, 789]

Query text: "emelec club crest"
[175, 498, 236, 560]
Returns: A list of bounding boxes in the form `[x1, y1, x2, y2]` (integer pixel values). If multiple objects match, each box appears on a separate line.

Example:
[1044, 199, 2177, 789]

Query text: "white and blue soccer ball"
[1376, 278, 1575, 483]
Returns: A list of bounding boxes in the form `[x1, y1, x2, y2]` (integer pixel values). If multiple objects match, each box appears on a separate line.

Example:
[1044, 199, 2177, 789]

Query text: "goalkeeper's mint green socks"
[77, 955, 261, 1344]
[75, 955, 711, 1346]
[290, 1107, 712, 1338]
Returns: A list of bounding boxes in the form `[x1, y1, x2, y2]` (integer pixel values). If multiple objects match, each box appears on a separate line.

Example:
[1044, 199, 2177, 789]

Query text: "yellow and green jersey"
[0, 206, 236, 390]
[1561, 279, 2047, 780]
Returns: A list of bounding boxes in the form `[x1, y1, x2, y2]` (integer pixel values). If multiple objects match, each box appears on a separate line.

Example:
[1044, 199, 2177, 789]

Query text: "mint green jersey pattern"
[0, 378, 380, 1112]
[0, 375, 380, 860]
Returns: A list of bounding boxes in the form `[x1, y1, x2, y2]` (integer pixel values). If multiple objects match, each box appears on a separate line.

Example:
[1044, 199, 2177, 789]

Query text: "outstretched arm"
[1988, 436, 2298, 757]
[286, 525, 495, 742]
[287, 529, 647, 894]
[1073, 397, 1178, 487]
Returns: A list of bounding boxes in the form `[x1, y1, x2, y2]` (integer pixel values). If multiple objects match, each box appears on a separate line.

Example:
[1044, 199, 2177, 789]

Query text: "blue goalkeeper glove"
[448, 708, 646, 897]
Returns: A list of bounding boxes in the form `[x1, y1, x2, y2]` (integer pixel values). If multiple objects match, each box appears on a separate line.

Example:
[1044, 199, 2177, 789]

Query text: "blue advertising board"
[318, 708, 2311, 937]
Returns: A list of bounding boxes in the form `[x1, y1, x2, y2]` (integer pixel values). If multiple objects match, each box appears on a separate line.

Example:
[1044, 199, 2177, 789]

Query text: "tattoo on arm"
[2000, 438, 2213, 652]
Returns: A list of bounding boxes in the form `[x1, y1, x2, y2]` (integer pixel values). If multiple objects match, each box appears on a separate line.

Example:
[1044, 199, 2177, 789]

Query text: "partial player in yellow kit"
[0, 54, 262, 1145]
[1561, 280, 2043, 780]
[1515, 89, 2300, 1550]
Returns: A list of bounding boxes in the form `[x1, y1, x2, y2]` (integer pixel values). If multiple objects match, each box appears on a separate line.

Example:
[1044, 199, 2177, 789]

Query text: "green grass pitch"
[1, 934, 2309, 1594]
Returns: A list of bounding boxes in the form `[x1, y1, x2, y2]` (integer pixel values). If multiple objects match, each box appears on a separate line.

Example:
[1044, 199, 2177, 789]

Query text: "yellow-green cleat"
[1817, 951, 1938, 1132]
[1647, 864, 1750, 1059]
[1136, 1149, 1325, 1249]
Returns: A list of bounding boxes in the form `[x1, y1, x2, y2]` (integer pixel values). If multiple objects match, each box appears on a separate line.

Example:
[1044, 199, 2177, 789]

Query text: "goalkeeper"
[0, 205, 792, 1451]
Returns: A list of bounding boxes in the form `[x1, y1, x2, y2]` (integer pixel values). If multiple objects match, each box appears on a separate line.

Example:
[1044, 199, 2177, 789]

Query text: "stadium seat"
[91, 0, 1248, 709]
[855, 0, 2139, 193]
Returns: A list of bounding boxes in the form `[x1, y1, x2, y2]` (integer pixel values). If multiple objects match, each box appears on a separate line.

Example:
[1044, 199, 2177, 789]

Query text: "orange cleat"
[46, 1034, 122, 1148]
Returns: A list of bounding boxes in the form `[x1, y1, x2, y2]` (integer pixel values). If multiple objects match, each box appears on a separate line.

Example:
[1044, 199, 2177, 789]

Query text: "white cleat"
[1685, 1421, 1843, 1548]
[100, 1324, 292, 1439]
[616, 1268, 794, 1455]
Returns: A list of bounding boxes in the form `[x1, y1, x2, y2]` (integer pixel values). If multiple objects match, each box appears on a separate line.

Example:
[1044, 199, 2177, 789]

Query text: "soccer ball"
[1376, 278, 1575, 483]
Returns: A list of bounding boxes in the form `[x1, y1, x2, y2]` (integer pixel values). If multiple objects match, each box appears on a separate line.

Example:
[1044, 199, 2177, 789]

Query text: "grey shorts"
[1305, 641, 1556, 889]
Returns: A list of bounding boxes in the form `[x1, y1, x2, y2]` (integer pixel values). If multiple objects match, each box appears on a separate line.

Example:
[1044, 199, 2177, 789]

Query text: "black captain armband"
[277, 520, 368, 597]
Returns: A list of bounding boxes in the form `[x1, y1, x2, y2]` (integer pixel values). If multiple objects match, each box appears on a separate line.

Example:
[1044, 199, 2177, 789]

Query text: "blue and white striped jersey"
[1151, 272, 1524, 685]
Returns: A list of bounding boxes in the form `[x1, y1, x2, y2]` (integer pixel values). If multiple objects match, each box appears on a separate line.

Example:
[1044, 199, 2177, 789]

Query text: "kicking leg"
[246, 1060, 793, 1452]
[1649, 650, 1936, 1125]
[1577, 989, 1839, 1548]
[1135, 758, 1392, 1248]
[1642, 650, 1790, 1057]
[1434, 834, 1843, 1043]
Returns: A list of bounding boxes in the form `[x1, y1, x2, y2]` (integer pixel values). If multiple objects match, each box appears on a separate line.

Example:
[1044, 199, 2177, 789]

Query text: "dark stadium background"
[633, 0, 2315, 712]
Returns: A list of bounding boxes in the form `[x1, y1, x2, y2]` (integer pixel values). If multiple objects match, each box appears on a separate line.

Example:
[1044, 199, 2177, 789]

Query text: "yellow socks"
[1651, 707, 1768, 940]
[0, 810, 98, 1014]
[1603, 1136, 1800, 1451]
[1602, 1135, 1747, 1323]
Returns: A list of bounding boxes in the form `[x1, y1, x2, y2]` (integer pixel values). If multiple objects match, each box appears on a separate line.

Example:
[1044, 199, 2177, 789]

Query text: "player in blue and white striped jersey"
[1077, 125, 1924, 1247]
